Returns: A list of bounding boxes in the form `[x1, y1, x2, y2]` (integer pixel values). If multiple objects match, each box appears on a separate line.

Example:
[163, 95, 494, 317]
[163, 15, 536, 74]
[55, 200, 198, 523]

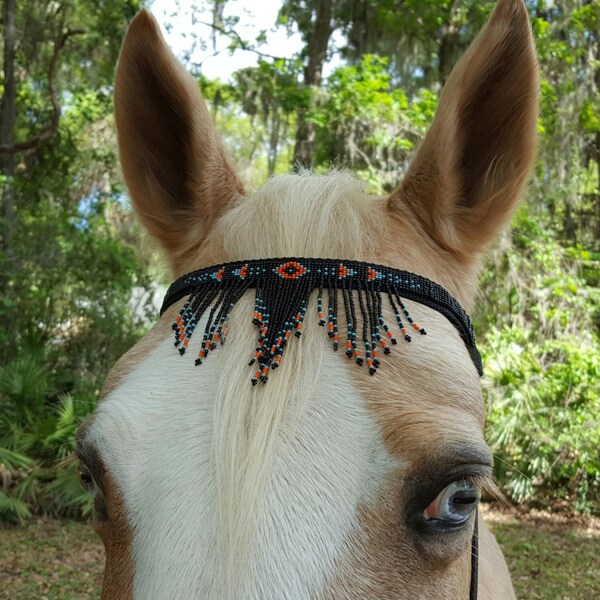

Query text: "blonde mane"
[217, 170, 381, 261]
[208, 171, 382, 595]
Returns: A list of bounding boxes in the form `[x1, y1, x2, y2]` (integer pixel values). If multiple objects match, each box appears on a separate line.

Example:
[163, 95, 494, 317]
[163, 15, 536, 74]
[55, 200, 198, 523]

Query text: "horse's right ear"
[115, 10, 244, 274]
[390, 0, 538, 261]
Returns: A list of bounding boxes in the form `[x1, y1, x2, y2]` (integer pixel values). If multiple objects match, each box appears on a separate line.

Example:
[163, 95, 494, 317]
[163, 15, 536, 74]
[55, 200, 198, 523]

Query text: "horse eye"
[78, 464, 96, 494]
[423, 480, 480, 527]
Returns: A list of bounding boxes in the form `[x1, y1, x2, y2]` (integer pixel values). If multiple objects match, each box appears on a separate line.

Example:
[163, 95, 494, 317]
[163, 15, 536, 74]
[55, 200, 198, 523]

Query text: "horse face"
[77, 1, 537, 598]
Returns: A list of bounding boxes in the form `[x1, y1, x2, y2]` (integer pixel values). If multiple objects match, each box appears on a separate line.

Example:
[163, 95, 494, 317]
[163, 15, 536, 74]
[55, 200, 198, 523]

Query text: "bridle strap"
[160, 257, 484, 381]
[469, 511, 479, 600]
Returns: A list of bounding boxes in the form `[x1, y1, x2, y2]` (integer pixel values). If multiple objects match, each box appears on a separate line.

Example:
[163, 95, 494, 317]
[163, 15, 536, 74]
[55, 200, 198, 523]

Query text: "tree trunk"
[293, 0, 333, 169]
[268, 108, 281, 177]
[593, 16, 599, 185]
[438, 0, 461, 86]
[1, 0, 17, 253]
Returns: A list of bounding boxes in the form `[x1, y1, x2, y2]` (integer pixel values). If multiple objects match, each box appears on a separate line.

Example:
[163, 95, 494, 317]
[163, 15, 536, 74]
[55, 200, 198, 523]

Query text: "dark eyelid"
[419, 442, 494, 484]
[74, 424, 107, 490]
[416, 463, 492, 500]
[439, 442, 493, 470]
[404, 442, 493, 516]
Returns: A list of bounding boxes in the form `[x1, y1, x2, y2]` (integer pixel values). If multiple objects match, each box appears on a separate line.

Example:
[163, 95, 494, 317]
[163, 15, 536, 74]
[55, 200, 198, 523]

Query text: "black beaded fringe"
[160, 258, 483, 385]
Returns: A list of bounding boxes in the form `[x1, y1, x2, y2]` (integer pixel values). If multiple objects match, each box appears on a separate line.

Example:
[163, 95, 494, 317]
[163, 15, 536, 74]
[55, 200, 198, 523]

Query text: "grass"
[0, 506, 598, 599]
[483, 506, 600, 599]
[0, 519, 103, 600]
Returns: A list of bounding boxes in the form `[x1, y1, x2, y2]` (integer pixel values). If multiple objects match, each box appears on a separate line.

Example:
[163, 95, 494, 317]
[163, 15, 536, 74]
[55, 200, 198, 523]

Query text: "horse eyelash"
[464, 474, 505, 504]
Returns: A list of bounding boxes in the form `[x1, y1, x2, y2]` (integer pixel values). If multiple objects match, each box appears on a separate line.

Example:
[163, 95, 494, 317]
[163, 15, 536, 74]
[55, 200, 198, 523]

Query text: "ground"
[0, 505, 598, 599]
[482, 505, 600, 599]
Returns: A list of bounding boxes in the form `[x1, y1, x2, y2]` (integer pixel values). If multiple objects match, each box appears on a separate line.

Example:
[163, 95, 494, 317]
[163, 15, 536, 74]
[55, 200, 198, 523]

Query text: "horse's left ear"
[390, 0, 538, 259]
[115, 10, 244, 274]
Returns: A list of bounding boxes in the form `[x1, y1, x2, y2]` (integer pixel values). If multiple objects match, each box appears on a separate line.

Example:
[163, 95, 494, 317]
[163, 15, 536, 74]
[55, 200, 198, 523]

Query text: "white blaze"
[91, 323, 396, 599]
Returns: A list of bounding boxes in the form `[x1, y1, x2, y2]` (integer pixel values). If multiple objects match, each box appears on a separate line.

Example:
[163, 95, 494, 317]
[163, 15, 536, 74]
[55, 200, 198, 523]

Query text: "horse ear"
[390, 0, 538, 259]
[115, 10, 244, 273]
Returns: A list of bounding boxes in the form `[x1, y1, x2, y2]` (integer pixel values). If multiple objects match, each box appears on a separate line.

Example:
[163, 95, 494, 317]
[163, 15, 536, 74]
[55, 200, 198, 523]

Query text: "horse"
[75, 0, 538, 597]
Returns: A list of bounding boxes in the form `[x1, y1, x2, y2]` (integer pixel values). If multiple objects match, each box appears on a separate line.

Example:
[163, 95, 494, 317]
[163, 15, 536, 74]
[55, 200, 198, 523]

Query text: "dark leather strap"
[469, 511, 479, 600]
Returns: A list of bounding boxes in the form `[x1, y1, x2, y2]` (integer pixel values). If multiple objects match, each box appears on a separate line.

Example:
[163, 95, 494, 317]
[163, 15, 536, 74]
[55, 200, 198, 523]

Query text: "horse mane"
[208, 170, 381, 594]
[216, 170, 380, 261]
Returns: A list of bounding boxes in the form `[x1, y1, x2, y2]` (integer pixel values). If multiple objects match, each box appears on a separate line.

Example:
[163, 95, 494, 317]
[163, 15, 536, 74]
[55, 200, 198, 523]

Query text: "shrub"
[484, 329, 600, 513]
[0, 354, 122, 523]
[479, 221, 600, 514]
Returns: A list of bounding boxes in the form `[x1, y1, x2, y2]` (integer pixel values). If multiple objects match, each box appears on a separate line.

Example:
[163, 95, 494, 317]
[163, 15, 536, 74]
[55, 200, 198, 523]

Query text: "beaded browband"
[160, 258, 483, 385]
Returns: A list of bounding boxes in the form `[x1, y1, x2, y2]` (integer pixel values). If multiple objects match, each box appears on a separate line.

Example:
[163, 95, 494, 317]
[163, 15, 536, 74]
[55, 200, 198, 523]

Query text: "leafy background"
[0, 0, 598, 524]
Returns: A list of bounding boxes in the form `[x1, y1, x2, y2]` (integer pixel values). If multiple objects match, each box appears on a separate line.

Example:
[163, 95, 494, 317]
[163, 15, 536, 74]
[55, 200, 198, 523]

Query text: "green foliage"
[0, 356, 98, 522]
[478, 225, 600, 513]
[312, 55, 438, 190]
[1, 0, 599, 524]
[0, 491, 31, 524]
[0, 0, 152, 523]
[484, 330, 599, 512]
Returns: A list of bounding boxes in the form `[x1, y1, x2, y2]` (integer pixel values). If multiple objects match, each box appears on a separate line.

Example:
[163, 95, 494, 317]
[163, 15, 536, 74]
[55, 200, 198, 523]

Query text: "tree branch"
[196, 20, 286, 63]
[0, 27, 86, 156]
